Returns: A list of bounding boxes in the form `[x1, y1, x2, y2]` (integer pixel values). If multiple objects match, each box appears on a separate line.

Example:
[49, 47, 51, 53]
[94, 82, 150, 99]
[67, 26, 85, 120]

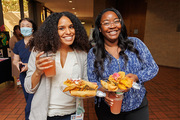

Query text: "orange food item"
[63, 79, 98, 97]
[101, 80, 118, 92]
[101, 71, 134, 91]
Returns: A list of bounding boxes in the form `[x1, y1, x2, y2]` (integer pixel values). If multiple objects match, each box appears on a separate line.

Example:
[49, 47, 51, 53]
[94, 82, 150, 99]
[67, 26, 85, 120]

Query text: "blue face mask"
[20, 27, 33, 37]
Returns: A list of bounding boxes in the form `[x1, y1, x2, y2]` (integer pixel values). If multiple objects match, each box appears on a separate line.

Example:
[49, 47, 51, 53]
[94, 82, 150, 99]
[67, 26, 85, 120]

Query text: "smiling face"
[58, 16, 75, 47]
[100, 11, 121, 44]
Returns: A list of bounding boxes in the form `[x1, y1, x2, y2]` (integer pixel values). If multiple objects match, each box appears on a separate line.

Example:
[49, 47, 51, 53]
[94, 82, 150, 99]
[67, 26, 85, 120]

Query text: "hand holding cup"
[35, 51, 56, 77]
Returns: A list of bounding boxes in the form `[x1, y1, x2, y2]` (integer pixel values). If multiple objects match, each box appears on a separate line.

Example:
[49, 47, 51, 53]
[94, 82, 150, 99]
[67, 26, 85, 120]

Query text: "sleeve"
[133, 37, 159, 84]
[13, 42, 19, 55]
[87, 48, 101, 87]
[82, 52, 88, 81]
[24, 50, 40, 94]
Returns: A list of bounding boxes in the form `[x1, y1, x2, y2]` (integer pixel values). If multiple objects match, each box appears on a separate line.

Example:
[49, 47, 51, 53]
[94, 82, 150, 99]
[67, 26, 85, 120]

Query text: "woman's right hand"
[105, 92, 114, 106]
[35, 51, 53, 76]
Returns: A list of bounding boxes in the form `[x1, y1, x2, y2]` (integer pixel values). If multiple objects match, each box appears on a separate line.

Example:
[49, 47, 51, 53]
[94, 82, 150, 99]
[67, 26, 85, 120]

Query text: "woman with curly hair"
[87, 8, 159, 120]
[24, 12, 90, 120]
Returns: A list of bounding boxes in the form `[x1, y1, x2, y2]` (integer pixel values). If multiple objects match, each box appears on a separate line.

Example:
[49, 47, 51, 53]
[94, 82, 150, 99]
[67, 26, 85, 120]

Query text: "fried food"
[63, 85, 76, 92]
[70, 90, 96, 97]
[101, 71, 133, 91]
[63, 79, 98, 97]
[64, 79, 76, 86]
[117, 84, 127, 90]
[119, 77, 133, 88]
[82, 80, 98, 89]
[101, 80, 118, 92]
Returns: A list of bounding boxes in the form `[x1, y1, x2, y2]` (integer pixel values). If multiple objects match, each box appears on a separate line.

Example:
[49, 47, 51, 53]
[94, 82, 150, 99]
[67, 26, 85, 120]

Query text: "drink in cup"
[109, 92, 123, 114]
[40, 52, 56, 77]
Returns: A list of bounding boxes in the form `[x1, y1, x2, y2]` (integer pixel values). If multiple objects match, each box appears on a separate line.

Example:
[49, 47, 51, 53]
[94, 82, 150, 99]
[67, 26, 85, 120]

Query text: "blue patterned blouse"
[87, 37, 159, 112]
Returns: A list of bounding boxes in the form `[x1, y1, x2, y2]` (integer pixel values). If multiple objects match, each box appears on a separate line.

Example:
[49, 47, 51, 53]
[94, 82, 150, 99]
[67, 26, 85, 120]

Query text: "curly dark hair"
[93, 8, 141, 74]
[28, 12, 90, 53]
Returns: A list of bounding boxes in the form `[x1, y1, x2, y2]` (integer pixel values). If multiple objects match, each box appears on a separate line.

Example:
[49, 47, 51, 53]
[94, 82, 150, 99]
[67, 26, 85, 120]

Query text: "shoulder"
[74, 50, 87, 59]
[128, 37, 146, 48]
[75, 50, 87, 56]
[128, 37, 142, 43]
[9, 35, 17, 41]
[29, 50, 38, 60]
[87, 47, 95, 57]
[88, 47, 94, 55]
[15, 39, 24, 45]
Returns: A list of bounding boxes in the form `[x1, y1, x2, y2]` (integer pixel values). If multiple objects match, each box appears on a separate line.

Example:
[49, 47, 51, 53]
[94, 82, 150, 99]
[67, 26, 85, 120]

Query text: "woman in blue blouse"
[87, 8, 159, 120]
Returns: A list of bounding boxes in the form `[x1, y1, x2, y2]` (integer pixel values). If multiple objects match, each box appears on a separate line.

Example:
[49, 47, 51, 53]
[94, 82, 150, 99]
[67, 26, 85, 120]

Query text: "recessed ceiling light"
[69, 1, 72, 3]
[81, 22, 85, 25]
[72, 8, 75, 10]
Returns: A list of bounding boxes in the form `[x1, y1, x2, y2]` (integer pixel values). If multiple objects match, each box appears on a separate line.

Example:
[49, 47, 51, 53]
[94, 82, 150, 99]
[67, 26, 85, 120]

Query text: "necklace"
[105, 44, 120, 59]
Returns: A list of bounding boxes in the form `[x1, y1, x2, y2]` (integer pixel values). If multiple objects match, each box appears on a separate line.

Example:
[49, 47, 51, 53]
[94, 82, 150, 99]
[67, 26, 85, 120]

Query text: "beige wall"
[144, 0, 180, 68]
[28, 1, 43, 27]
[83, 22, 93, 38]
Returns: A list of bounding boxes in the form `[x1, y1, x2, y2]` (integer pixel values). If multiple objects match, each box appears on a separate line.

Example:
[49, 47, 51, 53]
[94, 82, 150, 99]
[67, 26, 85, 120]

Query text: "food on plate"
[63, 85, 76, 92]
[119, 77, 133, 88]
[101, 71, 133, 91]
[63, 79, 98, 97]
[101, 80, 118, 91]
[70, 90, 96, 97]
[82, 80, 98, 89]
[117, 84, 127, 90]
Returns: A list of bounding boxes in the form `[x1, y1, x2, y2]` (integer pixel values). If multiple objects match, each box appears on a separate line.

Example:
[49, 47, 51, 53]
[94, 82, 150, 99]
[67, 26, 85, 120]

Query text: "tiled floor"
[0, 66, 179, 120]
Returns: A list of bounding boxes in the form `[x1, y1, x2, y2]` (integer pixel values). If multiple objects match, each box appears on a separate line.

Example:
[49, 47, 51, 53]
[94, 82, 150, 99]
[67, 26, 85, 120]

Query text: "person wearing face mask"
[13, 18, 37, 120]
[87, 8, 159, 120]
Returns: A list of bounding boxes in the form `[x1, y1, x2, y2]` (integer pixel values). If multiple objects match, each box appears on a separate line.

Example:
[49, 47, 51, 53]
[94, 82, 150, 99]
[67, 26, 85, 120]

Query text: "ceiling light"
[74, 12, 77, 14]
[81, 22, 85, 25]
[69, 1, 72, 3]
[72, 8, 75, 10]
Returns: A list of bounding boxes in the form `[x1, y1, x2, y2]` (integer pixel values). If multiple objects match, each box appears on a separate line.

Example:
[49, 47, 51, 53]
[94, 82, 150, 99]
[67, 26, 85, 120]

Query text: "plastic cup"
[40, 52, 56, 77]
[108, 92, 123, 114]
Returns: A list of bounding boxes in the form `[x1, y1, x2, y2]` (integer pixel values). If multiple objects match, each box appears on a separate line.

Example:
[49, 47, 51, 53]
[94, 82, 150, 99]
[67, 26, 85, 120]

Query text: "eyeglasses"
[101, 19, 121, 27]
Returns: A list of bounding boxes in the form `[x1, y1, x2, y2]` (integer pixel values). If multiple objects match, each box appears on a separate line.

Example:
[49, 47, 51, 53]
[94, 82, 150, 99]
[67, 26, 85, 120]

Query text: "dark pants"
[47, 113, 74, 120]
[20, 73, 34, 120]
[95, 96, 149, 120]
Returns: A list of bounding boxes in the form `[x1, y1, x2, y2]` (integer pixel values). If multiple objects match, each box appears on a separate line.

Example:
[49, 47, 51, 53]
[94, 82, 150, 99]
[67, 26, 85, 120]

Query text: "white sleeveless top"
[48, 51, 81, 116]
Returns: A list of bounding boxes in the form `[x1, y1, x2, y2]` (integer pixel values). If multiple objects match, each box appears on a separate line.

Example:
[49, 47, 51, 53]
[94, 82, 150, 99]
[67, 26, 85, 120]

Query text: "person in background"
[87, 8, 159, 120]
[13, 18, 37, 120]
[24, 12, 90, 120]
[9, 25, 23, 87]
[9, 25, 23, 50]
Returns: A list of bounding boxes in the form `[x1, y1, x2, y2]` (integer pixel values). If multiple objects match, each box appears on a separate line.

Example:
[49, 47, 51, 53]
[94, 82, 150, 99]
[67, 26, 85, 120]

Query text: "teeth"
[109, 31, 116, 34]
[64, 37, 72, 40]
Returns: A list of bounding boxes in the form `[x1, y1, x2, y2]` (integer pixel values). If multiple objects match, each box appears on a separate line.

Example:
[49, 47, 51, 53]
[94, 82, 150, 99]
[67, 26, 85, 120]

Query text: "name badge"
[71, 113, 84, 120]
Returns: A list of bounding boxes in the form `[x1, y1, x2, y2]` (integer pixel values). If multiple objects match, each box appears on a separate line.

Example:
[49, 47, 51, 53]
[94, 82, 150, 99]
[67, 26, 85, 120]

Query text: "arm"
[24, 51, 54, 93]
[133, 37, 159, 84]
[82, 52, 88, 81]
[13, 53, 20, 71]
[24, 51, 40, 93]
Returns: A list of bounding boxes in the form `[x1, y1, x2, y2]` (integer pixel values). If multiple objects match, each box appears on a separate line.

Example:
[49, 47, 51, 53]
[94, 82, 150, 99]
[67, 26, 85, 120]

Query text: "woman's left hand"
[126, 73, 138, 82]
[20, 63, 28, 73]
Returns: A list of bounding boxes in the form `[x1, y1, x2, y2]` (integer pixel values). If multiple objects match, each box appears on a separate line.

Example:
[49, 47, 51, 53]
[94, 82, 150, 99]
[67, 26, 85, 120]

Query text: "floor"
[0, 66, 179, 120]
